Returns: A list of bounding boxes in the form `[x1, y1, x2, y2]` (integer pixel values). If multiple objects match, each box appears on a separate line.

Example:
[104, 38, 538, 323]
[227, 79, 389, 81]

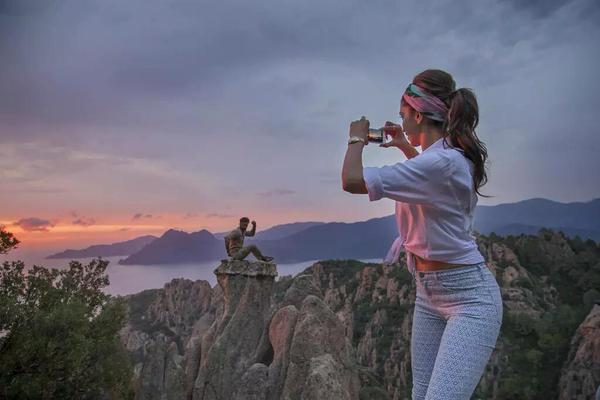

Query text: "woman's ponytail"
[443, 87, 491, 198]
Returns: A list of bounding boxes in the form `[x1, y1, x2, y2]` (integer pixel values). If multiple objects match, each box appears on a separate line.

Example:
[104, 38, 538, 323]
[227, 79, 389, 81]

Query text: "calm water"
[0, 251, 381, 297]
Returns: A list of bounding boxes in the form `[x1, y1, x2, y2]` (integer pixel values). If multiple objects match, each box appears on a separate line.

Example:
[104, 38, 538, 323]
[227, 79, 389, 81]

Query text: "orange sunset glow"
[0, 207, 362, 252]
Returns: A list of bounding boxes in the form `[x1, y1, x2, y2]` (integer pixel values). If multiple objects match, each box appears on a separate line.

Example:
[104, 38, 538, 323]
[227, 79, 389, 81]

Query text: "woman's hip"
[413, 262, 503, 325]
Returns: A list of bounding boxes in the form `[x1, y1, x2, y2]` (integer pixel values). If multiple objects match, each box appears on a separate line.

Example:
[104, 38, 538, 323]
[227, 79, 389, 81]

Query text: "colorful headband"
[402, 83, 449, 122]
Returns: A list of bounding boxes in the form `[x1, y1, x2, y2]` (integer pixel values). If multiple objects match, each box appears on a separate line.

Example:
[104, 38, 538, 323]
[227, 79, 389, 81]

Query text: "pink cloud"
[72, 217, 96, 226]
[132, 213, 161, 220]
[70, 211, 95, 226]
[13, 217, 55, 232]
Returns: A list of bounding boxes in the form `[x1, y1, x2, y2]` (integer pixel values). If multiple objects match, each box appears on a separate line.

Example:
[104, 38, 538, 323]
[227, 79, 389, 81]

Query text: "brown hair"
[408, 69, 491, 198]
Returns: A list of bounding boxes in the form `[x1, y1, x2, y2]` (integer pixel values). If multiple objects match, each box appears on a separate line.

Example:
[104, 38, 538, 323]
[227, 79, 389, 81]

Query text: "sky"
[1, 0, 599, 253]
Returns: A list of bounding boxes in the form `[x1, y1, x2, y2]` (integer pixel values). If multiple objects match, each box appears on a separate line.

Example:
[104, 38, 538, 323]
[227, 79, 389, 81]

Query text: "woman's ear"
[415, 111, 423, 125]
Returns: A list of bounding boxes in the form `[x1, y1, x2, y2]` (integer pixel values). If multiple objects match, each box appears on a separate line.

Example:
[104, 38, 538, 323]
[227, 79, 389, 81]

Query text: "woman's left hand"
[380, 121, 410, 149]
[349, 116, 369, 141]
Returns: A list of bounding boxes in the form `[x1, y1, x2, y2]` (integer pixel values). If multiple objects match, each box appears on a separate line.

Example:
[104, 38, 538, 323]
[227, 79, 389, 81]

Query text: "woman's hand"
[380, 121, 410, 149]
[349, 116, 369, 142]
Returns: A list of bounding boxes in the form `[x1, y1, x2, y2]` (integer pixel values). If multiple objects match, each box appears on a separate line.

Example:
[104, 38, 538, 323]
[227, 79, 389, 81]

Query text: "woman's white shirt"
[362, 136, 485, 266]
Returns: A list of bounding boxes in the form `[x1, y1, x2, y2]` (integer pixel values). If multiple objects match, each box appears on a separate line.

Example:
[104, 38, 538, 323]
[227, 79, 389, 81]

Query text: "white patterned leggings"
[407, 257, 503, 399]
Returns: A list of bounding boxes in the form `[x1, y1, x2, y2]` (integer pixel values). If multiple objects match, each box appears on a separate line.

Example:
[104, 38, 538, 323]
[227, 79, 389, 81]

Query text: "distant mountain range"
[473, 197, 600, 239]
[46, 197, 600, 264]
[46, 235, 157, 259]
[118, 216, 398, 265]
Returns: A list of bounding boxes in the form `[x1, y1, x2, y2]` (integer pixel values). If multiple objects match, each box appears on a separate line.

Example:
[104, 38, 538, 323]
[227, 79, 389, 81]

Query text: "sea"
[0, 251, 382, 297]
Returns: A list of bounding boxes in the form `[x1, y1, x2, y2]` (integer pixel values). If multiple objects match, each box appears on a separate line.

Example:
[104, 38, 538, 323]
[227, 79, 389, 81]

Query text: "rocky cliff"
[120, 259, 362, 400]
[119, 277, 218, 399]
[119, 229, 600, 399]
[558, 304, 600, 400]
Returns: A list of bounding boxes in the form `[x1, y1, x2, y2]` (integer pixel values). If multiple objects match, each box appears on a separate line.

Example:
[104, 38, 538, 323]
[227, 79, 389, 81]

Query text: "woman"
[342, 69, 502, 399]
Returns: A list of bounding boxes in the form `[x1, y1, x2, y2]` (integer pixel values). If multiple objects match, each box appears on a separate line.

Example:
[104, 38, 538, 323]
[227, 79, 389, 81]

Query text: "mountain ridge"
[47, 197, 600, 262]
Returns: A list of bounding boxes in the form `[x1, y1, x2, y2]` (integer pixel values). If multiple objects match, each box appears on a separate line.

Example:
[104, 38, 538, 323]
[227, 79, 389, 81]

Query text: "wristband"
[348, 136, 366, 145]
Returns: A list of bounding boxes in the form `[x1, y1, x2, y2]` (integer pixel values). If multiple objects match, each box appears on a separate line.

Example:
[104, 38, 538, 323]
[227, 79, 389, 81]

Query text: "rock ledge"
[215, 259, 278, 277]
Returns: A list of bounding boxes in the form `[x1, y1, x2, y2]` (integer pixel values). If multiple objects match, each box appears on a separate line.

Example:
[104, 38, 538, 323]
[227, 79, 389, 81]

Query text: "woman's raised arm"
[342, 117, 369, 194]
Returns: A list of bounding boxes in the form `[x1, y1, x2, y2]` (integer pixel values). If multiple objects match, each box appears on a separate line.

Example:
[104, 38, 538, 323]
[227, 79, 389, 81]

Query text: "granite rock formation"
[120, 259, 362, 400]
[193, 260, 277, 400]
[119, 278, 218, 399]
[558, 304, 600, 400]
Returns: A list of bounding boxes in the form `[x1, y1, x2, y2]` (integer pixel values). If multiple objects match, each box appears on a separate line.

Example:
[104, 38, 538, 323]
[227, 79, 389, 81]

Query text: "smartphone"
[367, 128, 392, 144]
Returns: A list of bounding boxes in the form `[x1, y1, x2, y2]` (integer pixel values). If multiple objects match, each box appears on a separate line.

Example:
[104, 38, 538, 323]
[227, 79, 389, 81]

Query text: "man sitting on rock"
[224, 217, 274, 262]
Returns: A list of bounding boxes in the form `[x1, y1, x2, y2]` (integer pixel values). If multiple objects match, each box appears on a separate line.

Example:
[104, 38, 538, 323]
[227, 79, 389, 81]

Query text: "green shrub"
[0, 250, 134, 399]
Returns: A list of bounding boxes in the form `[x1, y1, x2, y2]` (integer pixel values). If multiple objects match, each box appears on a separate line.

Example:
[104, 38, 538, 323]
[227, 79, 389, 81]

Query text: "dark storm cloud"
[1, 0, 591, 128]
[499, 0, 597, 19]
[1, 0, 501, 136]
[0, 0, 363, 133]
[0, 0, 52, 16]
[0, 0, 534, 131]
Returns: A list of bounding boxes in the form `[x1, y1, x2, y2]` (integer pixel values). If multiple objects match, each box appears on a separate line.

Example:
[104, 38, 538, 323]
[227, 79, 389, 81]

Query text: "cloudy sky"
[1, 0, 599, 251]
